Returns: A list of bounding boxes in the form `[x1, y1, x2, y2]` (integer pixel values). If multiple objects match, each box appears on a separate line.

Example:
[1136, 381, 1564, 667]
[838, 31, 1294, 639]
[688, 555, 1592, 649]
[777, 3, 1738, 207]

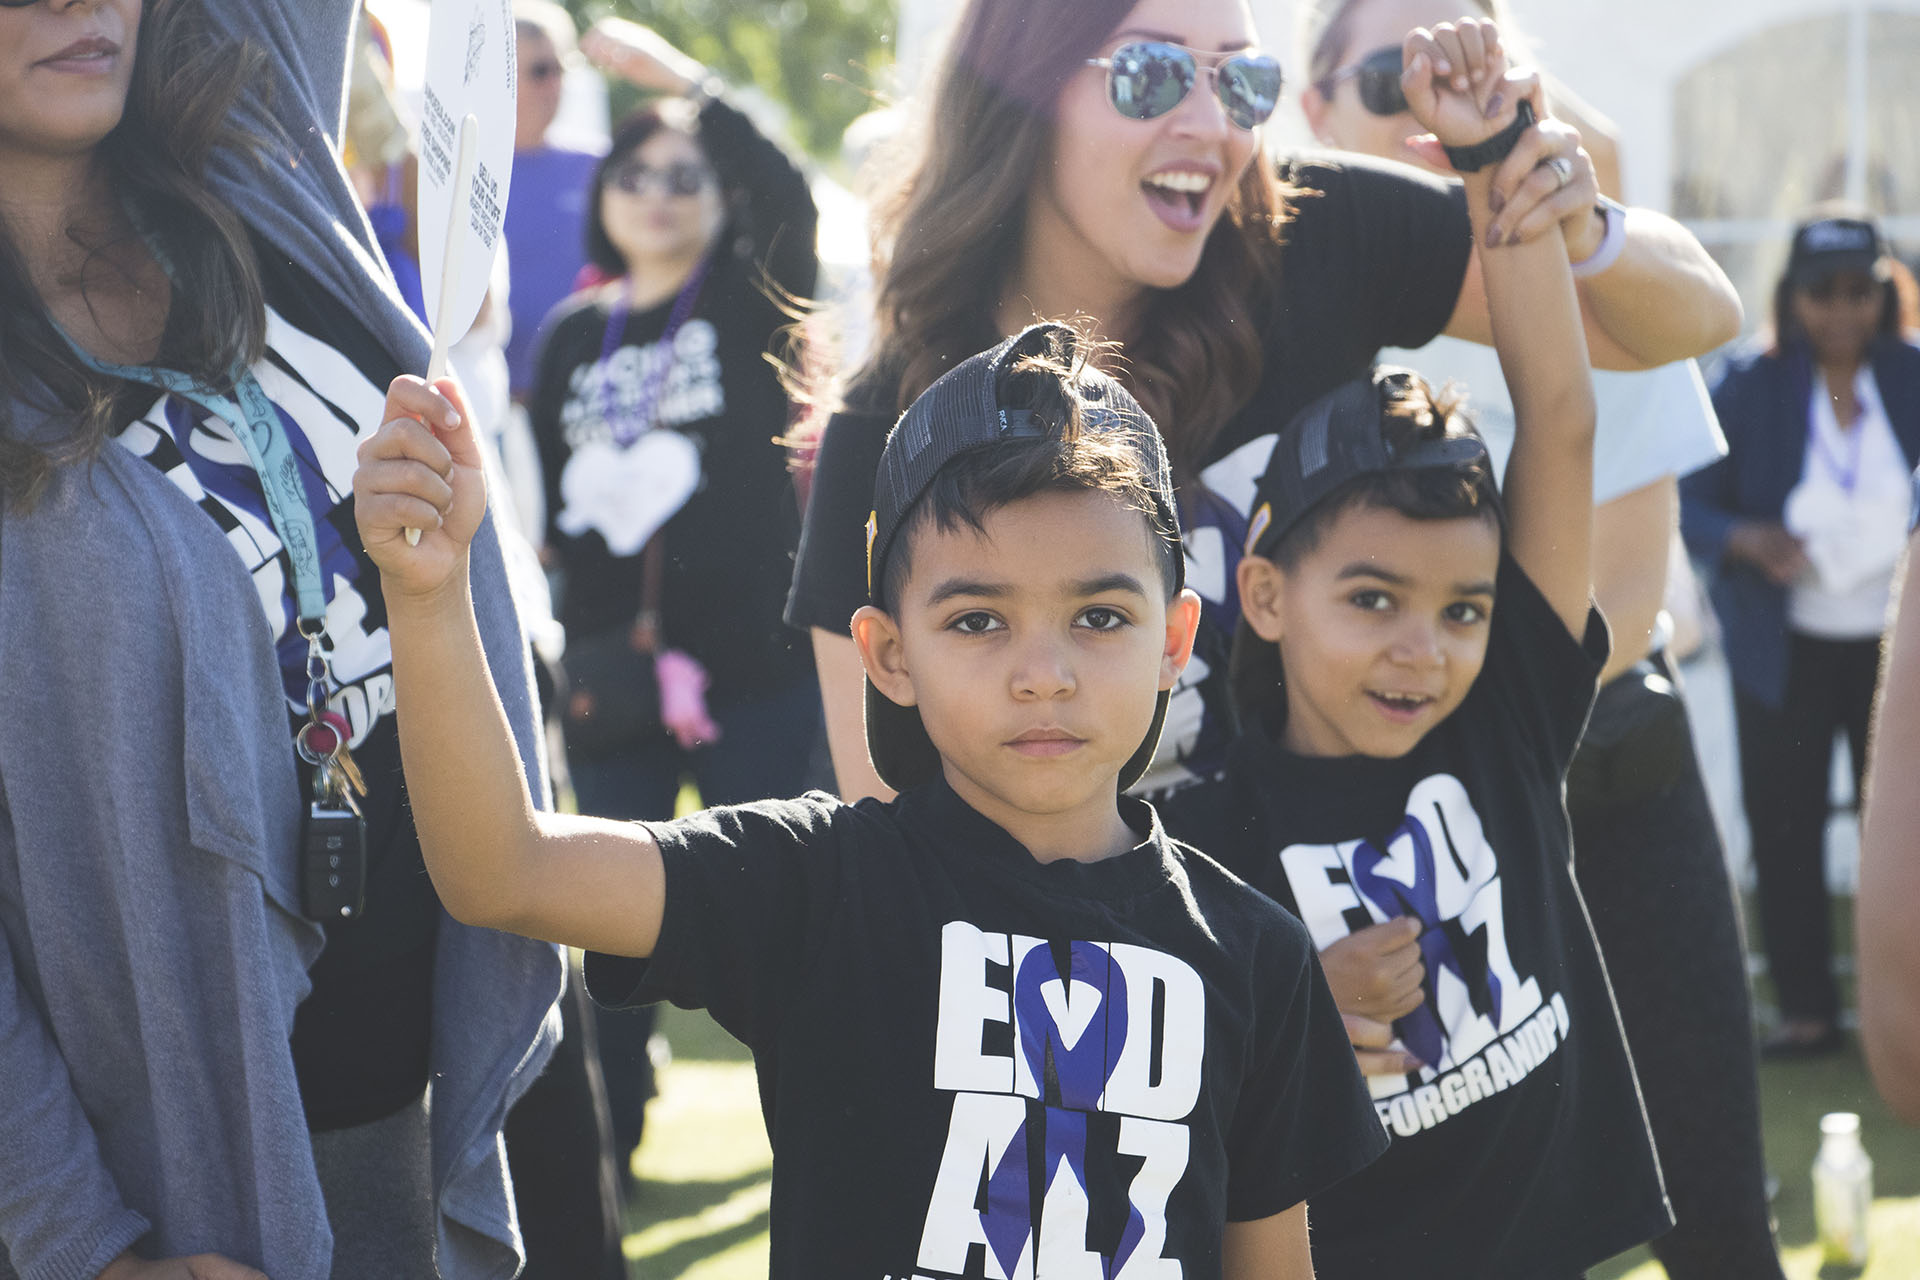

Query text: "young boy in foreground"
[353, 324, 1386, 1279]
[1161, 38, 1671, 1280]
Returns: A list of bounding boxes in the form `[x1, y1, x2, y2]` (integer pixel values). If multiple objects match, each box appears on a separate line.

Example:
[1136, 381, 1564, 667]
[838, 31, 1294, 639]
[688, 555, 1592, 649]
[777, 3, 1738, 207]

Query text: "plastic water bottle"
[1813, 1112, 1872, 1266]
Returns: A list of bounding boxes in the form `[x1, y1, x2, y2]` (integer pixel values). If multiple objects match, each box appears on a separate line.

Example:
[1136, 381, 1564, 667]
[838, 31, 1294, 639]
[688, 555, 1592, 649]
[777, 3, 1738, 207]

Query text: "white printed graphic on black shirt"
[1279, 774, 1571, 1139]
[115, 307, 396, 748]
[1139, 432, 1279, 796]
[553, 318, 722, 555]
[913, 921, 1203, 1280]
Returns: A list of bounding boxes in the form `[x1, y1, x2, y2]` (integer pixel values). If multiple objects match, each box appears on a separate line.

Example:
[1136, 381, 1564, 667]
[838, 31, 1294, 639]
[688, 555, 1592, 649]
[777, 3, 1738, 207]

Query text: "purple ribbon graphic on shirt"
[1015, 941, 1128, 1111]
[1352, 815, 1502, 1069]
[977, 942, 1142, 1275]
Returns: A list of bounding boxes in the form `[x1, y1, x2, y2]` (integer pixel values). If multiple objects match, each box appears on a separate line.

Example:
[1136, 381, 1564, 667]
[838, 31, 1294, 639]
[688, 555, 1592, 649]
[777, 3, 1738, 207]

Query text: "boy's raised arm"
[355, 376, 665, 958]
[1404, 25, 1597, 637]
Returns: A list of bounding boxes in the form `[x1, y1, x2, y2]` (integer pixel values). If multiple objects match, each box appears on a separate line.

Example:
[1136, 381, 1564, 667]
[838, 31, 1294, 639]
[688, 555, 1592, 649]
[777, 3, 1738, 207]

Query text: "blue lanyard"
[1810, 376, 1868, 496]
[68, 348, 330, 630]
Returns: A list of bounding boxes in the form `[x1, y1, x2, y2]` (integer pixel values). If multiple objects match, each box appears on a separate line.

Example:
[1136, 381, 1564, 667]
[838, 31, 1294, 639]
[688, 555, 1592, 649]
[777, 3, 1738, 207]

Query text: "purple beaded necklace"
[594, 255, 712, 447]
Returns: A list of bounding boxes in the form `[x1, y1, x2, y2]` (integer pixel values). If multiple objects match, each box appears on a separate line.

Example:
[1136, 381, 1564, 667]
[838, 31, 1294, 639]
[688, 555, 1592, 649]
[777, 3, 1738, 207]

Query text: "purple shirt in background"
[505, 144, 602, 396]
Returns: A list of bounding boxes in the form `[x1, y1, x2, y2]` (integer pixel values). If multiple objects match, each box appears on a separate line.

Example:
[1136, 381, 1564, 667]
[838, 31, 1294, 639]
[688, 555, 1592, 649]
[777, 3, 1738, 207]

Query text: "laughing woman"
[787, 0, 1741, 804]
[0, 1, 559, 1276]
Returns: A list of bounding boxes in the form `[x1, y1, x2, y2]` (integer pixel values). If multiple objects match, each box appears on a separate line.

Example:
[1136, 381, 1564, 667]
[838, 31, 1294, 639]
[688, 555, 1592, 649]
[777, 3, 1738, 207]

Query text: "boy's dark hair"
[1230, 370, 1502, 725]
[1262, 376, 1501, 571]
[879, 341, 1183, 611]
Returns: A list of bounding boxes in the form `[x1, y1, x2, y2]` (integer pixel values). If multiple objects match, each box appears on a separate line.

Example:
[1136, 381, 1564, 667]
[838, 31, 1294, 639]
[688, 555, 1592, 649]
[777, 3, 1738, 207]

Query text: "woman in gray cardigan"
[0, 1, 561, 1277]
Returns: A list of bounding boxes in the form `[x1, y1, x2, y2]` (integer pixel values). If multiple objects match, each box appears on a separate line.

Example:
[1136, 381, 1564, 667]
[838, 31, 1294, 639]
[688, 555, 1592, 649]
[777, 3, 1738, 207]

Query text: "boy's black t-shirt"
[786, 154, 1473, 792]
[586, 780, 1388, 1279]
[1161, 555, 1671, 1279]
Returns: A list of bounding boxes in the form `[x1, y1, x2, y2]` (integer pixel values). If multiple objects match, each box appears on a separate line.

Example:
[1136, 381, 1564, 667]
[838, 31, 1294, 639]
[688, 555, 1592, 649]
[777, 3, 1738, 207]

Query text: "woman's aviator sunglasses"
[1085, 41, 1283, 131]
[1316, 46, 1408, 117]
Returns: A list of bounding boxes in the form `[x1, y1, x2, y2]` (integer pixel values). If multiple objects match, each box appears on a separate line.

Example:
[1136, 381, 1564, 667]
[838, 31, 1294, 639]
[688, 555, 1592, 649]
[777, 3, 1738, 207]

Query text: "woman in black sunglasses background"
[1685, 213, 1920, 1063]
[788, 0, 1741, 807]
[1301, 1, 1789, 1276]
[523, 19, 823, 1191]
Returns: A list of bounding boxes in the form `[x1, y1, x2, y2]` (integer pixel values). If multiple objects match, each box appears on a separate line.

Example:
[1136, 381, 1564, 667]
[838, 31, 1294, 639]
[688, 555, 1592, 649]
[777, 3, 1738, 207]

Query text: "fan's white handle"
[407, 113, 480, 547]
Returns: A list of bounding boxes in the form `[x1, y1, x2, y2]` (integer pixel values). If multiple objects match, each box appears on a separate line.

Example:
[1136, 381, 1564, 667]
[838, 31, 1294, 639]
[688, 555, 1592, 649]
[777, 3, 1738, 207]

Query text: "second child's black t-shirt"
[586, 780, 1389, 1279]
[1162, 556, 1672, 1279]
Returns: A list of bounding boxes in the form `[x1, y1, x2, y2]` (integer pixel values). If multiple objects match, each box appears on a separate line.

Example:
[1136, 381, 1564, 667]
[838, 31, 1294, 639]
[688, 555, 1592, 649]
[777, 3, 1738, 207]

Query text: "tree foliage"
[565, 0, 898, 159]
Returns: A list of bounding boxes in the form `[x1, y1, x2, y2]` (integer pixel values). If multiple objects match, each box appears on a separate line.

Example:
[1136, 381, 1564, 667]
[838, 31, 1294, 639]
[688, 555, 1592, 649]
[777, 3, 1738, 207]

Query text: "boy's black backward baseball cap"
[862, 322, 1185, 794]
[1229, 368, 1491, 709]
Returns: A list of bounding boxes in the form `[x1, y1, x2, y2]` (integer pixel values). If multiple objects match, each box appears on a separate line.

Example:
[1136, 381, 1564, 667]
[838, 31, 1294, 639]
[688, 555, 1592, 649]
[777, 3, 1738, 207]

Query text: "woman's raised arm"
[1415, 25, 1741, 367]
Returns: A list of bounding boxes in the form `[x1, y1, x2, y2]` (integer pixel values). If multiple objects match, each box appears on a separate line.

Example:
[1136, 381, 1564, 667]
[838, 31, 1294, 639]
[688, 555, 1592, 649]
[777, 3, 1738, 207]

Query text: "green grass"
[622, 1007, 768, 1280]
[622, 914, 1920, 1280]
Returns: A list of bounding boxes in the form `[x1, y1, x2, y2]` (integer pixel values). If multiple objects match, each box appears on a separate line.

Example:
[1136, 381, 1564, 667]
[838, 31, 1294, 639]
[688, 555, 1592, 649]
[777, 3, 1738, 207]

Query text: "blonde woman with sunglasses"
[789, 0, 1741, 811]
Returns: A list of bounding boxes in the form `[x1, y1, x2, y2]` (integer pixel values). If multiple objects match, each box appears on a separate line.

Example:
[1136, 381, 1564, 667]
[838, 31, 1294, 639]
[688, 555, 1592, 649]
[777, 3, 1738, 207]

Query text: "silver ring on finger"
[1544, 155, 1574, 189]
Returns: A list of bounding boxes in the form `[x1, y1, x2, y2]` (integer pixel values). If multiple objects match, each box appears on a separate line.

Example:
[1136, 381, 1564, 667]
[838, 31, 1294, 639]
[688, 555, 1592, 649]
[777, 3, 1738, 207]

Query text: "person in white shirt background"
[1684, 210, 1920, 1063]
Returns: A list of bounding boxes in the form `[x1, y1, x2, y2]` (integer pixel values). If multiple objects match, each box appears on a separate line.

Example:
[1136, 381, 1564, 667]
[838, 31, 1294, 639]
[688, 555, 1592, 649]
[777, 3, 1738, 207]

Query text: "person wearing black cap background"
[1159, 66, 1672, 1273]
[349, 325, 1388, 1278]
[1683, 209, 1920, 1058]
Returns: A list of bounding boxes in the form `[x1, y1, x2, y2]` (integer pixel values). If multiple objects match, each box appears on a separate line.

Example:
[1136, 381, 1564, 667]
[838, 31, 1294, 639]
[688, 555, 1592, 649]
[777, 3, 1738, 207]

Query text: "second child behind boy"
[1163, 20, 1673, 1280]
[352, 324, 1387, 1278]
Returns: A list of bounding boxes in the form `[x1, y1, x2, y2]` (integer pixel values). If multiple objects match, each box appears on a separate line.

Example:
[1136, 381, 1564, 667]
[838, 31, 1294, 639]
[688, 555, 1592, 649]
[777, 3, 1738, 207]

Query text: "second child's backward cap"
[862, 322, 1185, 794]
[1242, 367, 1490, 562]
[1787, 215, 1891, 289]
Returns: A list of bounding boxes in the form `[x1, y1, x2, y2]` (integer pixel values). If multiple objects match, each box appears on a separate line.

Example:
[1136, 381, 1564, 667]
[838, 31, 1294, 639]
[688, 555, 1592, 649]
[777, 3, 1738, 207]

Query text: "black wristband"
[1442, 99, 1536, 173]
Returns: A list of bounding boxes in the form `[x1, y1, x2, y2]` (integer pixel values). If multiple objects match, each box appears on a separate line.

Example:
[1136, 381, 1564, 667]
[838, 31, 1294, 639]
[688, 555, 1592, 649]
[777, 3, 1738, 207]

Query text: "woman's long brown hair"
[852, 0, 1295, 487]
[0, 0, 268, 508]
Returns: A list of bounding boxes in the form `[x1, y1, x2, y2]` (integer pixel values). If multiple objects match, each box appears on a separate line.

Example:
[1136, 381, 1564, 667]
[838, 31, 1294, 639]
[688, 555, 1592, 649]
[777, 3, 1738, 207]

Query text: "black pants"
[504, 955, 629, 1280]
[1567, 658, 1784, 1279]
[1732, 631, 1880, 1024]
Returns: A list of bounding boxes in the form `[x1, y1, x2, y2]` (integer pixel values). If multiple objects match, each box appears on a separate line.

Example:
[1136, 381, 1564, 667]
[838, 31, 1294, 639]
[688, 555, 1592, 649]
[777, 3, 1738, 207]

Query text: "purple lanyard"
[1811, 383, 1868, 494]
[595, 256, 712, 447]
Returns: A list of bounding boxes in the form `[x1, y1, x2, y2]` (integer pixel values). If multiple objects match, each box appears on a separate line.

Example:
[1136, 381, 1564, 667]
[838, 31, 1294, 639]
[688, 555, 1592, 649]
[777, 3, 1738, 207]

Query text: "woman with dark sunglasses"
[1685, 212, 1920, 1062]
[1302, 2, 1790, 1277]
[0, 0, 566, 1277]
[529, 16, 820, 831]
[789, 0, 1740, 807]
[522, 19, 822, 1199]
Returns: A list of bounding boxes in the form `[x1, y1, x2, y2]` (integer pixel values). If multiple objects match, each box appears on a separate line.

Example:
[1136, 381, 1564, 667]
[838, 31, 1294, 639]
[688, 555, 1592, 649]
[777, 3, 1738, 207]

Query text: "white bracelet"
[1570, 196, 1627, 278]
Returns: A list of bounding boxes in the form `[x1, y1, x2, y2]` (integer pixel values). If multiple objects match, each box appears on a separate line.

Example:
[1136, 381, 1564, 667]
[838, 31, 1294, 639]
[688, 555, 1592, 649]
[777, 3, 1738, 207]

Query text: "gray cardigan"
[0, 3, 563, 1278]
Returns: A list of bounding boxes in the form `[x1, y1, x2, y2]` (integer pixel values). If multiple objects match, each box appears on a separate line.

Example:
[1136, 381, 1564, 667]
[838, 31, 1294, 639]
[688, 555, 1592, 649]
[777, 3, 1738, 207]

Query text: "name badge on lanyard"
[69, 343, 370, 920]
